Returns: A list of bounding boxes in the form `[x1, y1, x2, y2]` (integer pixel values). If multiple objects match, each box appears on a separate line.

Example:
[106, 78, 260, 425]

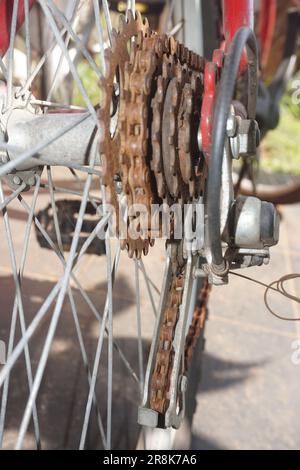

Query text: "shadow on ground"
[0, 274, 266, 450]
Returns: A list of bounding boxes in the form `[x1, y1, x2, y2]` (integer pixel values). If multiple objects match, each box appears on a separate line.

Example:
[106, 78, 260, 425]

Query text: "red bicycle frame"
[200, 0, 255, 158]
[0, 0, 35, 55]
[223, 0, 254, 48]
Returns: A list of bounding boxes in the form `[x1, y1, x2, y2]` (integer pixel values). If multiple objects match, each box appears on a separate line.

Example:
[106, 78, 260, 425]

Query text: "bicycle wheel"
[0, 0, 209, 450]
[235, 152, 300, 205]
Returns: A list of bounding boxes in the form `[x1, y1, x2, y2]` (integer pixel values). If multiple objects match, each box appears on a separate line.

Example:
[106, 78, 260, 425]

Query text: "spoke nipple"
[13, 175, 21, 185]
[28, 176, 36, 186]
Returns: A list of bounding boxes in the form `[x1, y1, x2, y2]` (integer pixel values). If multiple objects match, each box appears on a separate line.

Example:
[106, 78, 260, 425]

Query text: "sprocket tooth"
[103, 50, 112, 79]
[127, 9, 134, 23]
[118, 14, 126, 33]
[111, 28, 118, 49]
[143, 16, 150, 29]
[99, 85, 111, 111]
[128, 248, 134, 259]
[169, 36, 177, 55]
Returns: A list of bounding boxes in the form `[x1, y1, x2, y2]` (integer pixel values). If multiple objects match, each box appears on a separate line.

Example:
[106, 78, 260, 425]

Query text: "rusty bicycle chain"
[150, 245, 185, 413]
[185, 279, 211, 370]
[150, 252, 211, 415]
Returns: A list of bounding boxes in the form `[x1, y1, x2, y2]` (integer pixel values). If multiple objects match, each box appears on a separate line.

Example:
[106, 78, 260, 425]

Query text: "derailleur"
[204, 194, 280, 286]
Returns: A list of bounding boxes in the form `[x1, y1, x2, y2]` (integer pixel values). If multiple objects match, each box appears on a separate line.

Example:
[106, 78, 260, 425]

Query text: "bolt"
[226, 109, 237, 138]
[211, 260, 229, 277]
[13, 175, 21, 185]
[1, 153, 9, 163]
[28, 175, 36, 186]
[237, 119, 259, 157]
[194, 267, 206, 278]
[230, 135, 240, 159]
[180, 375, 188, 393]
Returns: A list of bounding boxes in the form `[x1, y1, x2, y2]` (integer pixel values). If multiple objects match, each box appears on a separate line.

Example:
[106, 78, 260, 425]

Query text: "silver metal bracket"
[4, 167, 43, 192]
[138, 247, 198, 429]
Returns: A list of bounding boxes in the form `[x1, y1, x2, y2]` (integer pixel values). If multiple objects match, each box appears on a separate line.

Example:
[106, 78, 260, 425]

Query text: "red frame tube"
[223, 0, 254, 49]
[0, 0, 36, 55]
[258, 0, 277, 69]
[200, 0, 255, 158]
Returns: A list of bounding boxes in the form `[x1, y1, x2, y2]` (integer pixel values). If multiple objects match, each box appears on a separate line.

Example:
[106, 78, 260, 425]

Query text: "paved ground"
[192, 204, 300, 450]
[0, 169, 299, 449]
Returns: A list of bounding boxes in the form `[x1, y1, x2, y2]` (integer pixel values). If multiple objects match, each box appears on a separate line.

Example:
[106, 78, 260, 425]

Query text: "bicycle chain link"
[150, 253, 211, 415]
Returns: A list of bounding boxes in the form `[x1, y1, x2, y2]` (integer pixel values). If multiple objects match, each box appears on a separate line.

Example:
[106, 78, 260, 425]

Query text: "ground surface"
[192, 204, 300, 450]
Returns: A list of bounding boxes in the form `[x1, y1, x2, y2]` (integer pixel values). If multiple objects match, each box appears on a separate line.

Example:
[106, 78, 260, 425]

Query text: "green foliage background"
[262, 78, 300, 175]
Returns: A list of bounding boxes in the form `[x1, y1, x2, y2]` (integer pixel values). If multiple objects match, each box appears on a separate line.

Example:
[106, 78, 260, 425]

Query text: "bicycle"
[0, 0, 281, 450]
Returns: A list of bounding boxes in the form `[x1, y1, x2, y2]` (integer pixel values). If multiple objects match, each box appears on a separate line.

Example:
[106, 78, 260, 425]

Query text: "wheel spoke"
[0, 183, 27, 211]
[168, 20, 184, 37]
[79, 244, 120, 450]
[105, 231, 113, 450]
[38, 0, 100, 128]
[15, 98, 99, 446]
[30, 99, 86, 111]
[6, 0, 19, 110]
[37, 160, 102, 176]
[93, 0, 105, 74]
[24, 0, 31, 80]
[47, 166, 106, 447]
[68, 168, 99, 211]
[40, 182, 102, 203]
[135, 260, 144, 397]
[102, 0, 113, 46]
[126, 0, 136, 19]
[139, 261, 161, 296]
[47, 0, 102, 80]
[18, 0, 82, 95]
[68, 287, 107, 449]
[45, 0, 81, 103]
[0, 283, 62, 390]
[0, 181, 41, 447]
[139, 260, 158, 317]
[164, 0, 177, 31]
[0, 57, 8, 80]
[0, 179, 41, 449]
